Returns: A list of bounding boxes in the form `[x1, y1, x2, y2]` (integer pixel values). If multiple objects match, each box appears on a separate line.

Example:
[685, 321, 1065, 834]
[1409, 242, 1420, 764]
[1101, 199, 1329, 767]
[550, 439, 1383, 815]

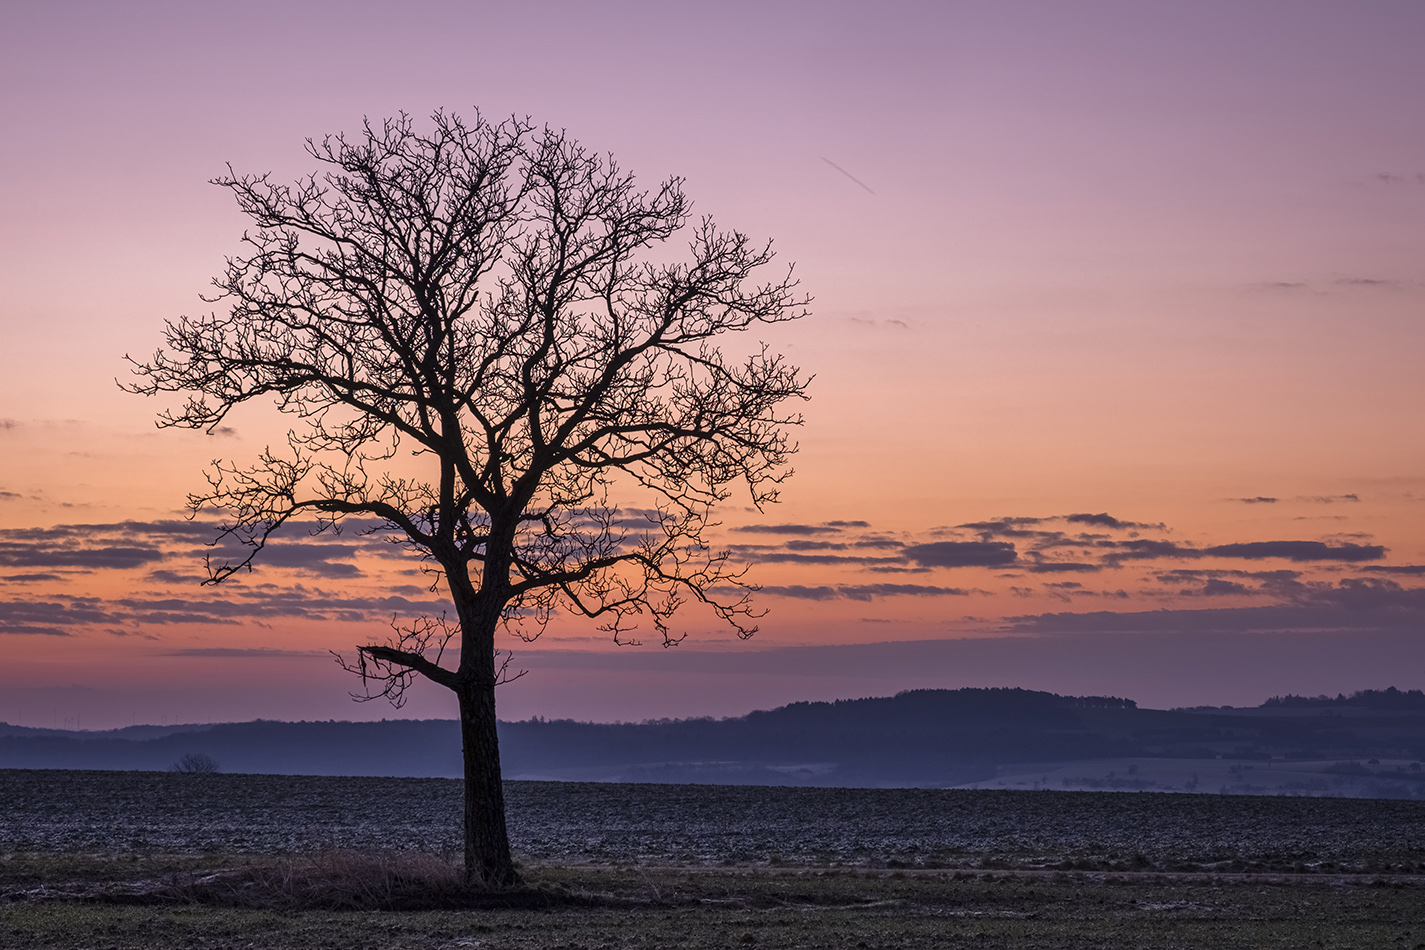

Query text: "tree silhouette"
[127, 110, 810, 886]
[171, 751, 221, 774]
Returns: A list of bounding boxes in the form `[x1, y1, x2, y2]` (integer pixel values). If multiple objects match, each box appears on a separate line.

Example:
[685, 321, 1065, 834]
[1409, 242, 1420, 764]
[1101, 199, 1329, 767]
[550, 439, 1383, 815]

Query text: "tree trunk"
[457, 680, 520, 887]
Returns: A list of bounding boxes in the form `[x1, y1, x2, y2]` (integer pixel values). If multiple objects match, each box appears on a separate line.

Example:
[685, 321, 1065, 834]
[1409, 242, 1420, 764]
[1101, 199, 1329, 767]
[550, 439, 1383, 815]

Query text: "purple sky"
[2, 1, 1424, 727]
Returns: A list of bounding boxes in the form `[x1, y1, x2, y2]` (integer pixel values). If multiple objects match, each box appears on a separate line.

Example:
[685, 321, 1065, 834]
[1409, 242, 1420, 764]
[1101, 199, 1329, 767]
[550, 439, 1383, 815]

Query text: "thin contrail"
[821, 157, 876, 195]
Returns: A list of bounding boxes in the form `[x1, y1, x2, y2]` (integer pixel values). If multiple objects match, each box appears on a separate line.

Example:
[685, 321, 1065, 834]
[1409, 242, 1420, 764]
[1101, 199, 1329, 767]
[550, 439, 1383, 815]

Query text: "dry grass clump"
[1, 851, 597, 911]
[194, 852, 456, 908]
[183, 848, 467, 911]
[170, 856, 778, 910]
[162, 851, 560, 910]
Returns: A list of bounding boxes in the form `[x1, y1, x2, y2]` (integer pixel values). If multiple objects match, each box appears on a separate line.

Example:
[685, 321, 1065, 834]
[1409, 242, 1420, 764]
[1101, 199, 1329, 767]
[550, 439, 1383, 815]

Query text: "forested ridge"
[3, 687, 1423, 787]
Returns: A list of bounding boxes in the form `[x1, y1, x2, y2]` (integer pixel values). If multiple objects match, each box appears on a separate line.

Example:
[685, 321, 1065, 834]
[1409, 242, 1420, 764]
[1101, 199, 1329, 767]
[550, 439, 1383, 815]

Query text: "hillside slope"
[3, 687, 1424, 795]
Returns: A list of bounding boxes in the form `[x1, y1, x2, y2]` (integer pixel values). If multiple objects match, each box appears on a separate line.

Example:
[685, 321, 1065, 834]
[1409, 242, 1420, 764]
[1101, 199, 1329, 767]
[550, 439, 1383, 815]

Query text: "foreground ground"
[2, 856, 1423, 949]
[6, 770, 1425, 872]
[2, 771, 1423, 947]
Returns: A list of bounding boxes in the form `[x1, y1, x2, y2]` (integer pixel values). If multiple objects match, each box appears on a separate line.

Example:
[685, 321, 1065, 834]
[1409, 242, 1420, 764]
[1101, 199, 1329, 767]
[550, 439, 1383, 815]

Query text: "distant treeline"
[5, 686, 1425, 786]
[1263, 687, 1425, 710]
[0, 687, 1142, 783]
[743, 688, 1139, 719]
[498, 687, 1147, 785]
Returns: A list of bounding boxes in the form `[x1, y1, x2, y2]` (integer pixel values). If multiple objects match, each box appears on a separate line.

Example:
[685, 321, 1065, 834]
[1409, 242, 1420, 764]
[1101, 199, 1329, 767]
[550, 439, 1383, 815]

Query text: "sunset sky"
[3, 1, 1424, 729]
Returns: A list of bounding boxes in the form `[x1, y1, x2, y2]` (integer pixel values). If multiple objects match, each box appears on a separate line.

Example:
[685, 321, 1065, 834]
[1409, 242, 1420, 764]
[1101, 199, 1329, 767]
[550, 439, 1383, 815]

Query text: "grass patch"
[2, 852, 585, 911]
[3, 862, 1424, 949]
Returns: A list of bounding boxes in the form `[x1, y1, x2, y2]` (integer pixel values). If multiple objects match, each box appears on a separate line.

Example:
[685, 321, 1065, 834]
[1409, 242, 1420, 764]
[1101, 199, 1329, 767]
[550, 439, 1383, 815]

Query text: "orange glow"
[3, 3, 1425, 726]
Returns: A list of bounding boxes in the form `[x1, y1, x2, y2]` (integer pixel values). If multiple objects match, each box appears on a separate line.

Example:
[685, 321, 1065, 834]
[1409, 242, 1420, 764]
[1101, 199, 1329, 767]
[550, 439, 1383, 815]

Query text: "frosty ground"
[1, 770, 1422, 948]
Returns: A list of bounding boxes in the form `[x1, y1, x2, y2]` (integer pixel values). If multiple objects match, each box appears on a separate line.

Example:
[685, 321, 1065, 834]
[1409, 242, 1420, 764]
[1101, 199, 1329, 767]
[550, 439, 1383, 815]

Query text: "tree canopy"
[127, 110, 811, 885]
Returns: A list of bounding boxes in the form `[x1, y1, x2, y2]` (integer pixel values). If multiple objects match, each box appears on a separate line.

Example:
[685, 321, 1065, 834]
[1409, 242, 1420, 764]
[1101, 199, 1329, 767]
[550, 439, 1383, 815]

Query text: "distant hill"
[0, 722, 213, 741]
[500, 688, 1145, 785]
[3, 687, 1425, 796]
[0, 719, 461, 776]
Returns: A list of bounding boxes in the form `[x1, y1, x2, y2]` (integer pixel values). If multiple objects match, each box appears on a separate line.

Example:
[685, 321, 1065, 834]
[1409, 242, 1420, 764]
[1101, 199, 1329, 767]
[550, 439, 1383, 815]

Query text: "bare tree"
[126, 110, 810, 887]
[171, 752, 221, 774]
